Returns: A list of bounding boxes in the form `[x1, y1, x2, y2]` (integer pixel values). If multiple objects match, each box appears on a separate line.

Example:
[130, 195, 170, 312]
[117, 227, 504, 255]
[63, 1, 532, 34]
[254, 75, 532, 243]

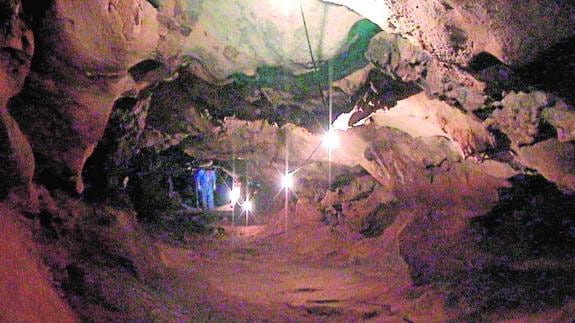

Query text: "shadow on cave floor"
[446, 175, 575, 320]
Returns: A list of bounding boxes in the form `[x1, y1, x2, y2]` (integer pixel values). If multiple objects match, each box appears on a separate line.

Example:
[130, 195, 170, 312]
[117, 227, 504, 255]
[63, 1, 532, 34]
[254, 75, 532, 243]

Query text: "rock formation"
[1, 0, 574, 321]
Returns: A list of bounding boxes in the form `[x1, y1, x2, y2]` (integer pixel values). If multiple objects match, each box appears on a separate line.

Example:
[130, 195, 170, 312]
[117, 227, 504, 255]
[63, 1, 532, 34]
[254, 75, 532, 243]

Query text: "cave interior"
[1, 0, 575, 322]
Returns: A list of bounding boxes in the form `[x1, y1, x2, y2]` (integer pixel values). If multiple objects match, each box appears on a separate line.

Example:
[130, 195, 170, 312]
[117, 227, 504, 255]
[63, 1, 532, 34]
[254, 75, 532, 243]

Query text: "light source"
[229, 187, 241, 205]
[281, 172, 294, 190]
[242, 199, 253, 213]
[322, 128, 339, 150]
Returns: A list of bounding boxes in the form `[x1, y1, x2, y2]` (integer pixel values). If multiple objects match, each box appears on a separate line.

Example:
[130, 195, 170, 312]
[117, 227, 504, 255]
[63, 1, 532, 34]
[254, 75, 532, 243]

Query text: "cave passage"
[2, 0, 575, 322]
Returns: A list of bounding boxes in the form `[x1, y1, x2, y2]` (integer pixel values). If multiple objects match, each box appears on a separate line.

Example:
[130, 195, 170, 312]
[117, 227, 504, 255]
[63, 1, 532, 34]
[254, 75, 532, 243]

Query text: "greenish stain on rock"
[146, 0, 161, 9]
[230, 19, 381, 98]
[178, 0, 205, 21]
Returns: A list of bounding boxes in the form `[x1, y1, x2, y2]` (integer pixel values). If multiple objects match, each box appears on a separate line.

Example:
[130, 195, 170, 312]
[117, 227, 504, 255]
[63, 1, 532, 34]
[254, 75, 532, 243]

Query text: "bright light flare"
[229, 187, 241, 204]
[322, 129, 340, 150]
[242, 200, 253, 213]
[281, 173, 294, 190]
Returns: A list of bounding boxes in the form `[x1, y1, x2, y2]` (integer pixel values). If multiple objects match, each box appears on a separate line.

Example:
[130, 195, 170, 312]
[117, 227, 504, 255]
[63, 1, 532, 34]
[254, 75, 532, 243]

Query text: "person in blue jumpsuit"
[196, 167, 216, 209]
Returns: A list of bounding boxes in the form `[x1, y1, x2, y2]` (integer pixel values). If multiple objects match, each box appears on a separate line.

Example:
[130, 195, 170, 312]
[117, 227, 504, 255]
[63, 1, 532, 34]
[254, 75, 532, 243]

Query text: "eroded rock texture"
[325, 0, 575, 66]
[9, 0, 160, 193]
[0, 0, 36, 204]
[0, 0, 575, 320]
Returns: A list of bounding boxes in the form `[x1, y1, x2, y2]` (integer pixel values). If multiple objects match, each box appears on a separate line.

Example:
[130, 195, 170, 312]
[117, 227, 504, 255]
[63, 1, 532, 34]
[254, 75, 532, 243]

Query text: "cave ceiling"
[1, 0, 575, 198]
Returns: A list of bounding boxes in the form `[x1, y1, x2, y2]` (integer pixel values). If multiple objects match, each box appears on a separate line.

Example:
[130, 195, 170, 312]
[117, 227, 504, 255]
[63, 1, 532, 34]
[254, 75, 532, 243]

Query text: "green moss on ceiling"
[230, 19, 381, 97]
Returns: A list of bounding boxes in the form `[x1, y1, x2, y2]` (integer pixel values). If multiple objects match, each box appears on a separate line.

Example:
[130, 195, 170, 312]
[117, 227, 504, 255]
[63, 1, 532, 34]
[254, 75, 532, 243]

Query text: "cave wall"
[8, 0, 160, 193]
[0, 0, 574, 320]
[0, 0, 37, 207]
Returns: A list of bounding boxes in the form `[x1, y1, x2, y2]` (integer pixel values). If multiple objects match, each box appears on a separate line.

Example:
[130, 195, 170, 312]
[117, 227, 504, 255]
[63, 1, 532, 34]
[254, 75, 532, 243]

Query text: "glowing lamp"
[281, 173, 294, 190]
[229, 187, 241, 204]
[322, 129, 339, 150]
[242, 200, 253, 213]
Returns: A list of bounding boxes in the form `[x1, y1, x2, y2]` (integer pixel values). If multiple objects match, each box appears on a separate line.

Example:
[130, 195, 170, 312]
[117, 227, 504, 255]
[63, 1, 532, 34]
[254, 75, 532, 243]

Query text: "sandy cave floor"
[157, 217, 431, 322]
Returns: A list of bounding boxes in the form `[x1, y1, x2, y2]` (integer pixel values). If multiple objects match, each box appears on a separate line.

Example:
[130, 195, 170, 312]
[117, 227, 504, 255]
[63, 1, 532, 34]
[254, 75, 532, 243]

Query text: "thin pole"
[245, 161, 249, 227]
[285, 135, 289, 232]
[232, 149, 236, 227]
[328, 60, 333, 184]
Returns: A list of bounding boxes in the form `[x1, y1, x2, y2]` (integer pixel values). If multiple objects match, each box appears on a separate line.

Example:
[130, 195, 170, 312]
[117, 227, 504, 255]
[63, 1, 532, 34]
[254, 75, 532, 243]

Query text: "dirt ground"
[157, 205, 439, 322]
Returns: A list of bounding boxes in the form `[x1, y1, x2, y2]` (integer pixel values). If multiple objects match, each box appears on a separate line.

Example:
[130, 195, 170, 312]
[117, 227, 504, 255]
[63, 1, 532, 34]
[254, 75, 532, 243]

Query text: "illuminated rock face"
[324, 0, 575, 66]
[5, 0, 160, 193]
[0, 1, 574, 321]
[0, 0, 377, 193]
[175, 0, 364, 80]
[0, 0, 572, 200]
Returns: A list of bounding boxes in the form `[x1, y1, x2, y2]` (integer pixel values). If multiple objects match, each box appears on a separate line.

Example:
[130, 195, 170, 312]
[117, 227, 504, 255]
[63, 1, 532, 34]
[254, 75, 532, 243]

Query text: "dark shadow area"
[466, 52, 524, 102]
[128, 59, 164, 83]
[468, 52, 503, 72]
[128, 147, 195, 220]
[450, 265, 575, 321]
[351, 69, 422, 122]
[470, 174, 575, 260]
[34, 155, 79, 195]
[360, 202, 398, 238]
[533, 118, 559, 144]
[516, 36, 575, 105]
[150, 69, 332, 132]
[440, 175, 575, 320]
[20, 0, 51, 29]
[82, 97, 138, 203]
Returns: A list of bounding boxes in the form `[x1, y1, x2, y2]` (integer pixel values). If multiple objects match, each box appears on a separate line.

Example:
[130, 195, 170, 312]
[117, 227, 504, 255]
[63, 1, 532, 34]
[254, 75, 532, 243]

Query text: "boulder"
[176, 0, 364, 81]
[517, 139, 575, 192]
[485, 91, 551, 148]
[543, 100, 575, 143]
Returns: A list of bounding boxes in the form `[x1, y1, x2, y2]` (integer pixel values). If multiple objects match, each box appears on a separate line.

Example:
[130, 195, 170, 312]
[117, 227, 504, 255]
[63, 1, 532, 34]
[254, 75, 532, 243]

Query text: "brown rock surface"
[0, 0, 36, 203]
[367, 31, 487, 111]
[0, 203, 77, 323]
[9, 0, 160, 193]
[485, 91, 552, 148]
[517, 139, 575, 192]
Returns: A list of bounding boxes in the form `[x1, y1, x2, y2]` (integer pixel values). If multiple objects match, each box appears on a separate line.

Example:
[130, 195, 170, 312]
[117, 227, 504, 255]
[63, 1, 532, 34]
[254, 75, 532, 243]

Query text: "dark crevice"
[533, 119, 558, 144]
[20, 0, 51, 26]
[361, 202, 398, 238]
[146, 0, 160, 9]
[82, 97, 139, 203]
[34, 155, 78, 195]
[128, 59, 165, 83]
[468, 52, 504, 72]
[473, 106, 497, 121]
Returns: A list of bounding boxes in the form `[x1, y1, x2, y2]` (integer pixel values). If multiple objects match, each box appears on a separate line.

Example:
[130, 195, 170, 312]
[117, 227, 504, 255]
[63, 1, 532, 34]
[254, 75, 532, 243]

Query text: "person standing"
[205, 168, 216, 209]
[196, 161, 216, 210]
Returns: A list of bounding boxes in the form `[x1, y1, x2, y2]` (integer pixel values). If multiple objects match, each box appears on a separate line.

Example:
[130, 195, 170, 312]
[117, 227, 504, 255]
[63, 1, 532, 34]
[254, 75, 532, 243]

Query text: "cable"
[300, 0, 328, 110]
